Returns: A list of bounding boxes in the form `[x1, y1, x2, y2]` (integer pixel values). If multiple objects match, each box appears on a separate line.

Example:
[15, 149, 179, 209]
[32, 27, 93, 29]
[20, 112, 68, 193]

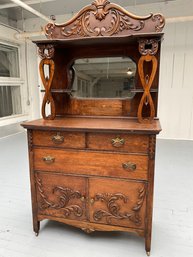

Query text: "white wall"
[159, 21, 193, 140]
[18, 0, 193, 140]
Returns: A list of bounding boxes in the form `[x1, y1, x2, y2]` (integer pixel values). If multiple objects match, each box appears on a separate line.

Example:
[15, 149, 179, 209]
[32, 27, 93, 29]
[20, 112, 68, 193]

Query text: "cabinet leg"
[145, 233, 151, 256]
[33, 219, 40, 236]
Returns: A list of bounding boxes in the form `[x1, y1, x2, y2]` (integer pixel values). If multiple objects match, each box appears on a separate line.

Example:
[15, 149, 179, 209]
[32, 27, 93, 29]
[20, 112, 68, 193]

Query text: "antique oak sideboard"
[22, 1, 165, 255]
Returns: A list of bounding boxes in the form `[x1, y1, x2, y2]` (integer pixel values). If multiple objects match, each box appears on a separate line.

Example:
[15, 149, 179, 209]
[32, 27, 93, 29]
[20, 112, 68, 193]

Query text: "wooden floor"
[0, 132, 193, 257]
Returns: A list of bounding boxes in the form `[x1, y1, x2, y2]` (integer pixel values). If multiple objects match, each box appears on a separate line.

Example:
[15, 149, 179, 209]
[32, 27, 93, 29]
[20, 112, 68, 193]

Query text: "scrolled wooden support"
[39, 58, 56, 120]
[137, 54, 158, 123]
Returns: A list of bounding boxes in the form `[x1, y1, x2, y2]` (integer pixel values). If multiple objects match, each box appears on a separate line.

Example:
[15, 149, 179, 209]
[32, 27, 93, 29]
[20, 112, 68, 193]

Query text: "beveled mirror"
[71, 57, 136, 99]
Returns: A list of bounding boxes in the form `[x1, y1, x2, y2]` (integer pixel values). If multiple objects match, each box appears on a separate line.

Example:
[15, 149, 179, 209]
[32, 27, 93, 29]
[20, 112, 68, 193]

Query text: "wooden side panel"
[87, 133, 149, 153]
[35, 172, 87, 221]
[34, 149, 148, 180]
[89, 178, 147, 229]
[33, 130, 85, 149]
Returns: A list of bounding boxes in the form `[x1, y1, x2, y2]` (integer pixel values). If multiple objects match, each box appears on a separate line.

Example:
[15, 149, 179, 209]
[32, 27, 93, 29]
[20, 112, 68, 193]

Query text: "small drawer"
[87, 133, 149, 153]
[33, 130, 85, 149]
[34, 148, 148, 180]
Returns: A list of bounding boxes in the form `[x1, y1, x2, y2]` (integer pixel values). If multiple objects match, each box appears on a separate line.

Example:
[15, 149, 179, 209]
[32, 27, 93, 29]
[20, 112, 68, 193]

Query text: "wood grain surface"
[87, 133, 149, 153]
[21, 117, 161, 134]
[33, 130, 85, 149]
[34, 148, 148, 180]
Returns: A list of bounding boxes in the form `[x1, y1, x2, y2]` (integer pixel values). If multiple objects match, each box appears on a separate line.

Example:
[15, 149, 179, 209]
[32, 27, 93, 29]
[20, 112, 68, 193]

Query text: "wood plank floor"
[0, 132, 193, 257]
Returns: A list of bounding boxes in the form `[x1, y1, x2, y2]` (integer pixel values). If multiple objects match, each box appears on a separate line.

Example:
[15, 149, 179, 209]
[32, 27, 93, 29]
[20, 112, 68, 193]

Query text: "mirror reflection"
[71, 57, 136, 99]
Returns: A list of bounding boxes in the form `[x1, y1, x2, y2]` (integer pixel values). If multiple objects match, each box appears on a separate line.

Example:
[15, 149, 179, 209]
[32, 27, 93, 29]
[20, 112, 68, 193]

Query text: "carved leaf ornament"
[35, 174, 84, 217]
[93, 185, 146, 226]
[45, 0, 165, 39]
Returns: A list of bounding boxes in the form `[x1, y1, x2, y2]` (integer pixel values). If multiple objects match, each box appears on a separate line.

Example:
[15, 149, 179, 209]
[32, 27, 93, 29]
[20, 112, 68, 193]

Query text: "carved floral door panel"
[89, 178, 147, 229]
[35, 172, 87, 221]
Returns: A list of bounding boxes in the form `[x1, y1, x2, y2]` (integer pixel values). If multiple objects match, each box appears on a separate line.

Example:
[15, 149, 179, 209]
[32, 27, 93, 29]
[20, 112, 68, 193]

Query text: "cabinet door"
[35, 172, 87, 221]
[89, 178, 147, 229]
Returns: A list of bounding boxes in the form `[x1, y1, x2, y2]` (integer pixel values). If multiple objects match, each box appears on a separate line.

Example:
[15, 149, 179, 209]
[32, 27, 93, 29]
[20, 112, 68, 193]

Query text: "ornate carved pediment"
[45, 0, 165, 39]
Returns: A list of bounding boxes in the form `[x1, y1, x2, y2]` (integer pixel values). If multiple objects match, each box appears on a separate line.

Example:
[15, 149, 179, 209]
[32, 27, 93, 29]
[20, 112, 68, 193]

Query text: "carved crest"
[45, 1, 165, 39]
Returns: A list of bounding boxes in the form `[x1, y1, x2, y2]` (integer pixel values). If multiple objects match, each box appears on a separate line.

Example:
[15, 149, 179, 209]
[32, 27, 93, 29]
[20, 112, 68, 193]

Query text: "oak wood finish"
[22, 117, 162, 134]
[89, 178, 147, 229]
[22, 1, 164, 255]
[87, 133, 149, 153]
[39, 58, 56, 120]
[27, 130, 40, 235]
[33, 130, 85, 149]
[37, 214, 145, 237]
[35, 172, 87, 221]
[33, 148, 148, 180]
[45, 0, 165, 40]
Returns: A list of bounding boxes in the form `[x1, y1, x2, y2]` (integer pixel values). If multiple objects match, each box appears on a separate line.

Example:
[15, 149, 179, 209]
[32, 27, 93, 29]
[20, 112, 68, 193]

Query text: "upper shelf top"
[35, 0, 165, 45]
[33, 33, 164, 47]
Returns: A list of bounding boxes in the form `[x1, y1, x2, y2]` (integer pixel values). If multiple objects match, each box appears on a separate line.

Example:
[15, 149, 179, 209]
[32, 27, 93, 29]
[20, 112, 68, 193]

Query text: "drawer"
[34, 148, 148, 180]
[33, 130, 85, 149]
[87, 133, 149, 153]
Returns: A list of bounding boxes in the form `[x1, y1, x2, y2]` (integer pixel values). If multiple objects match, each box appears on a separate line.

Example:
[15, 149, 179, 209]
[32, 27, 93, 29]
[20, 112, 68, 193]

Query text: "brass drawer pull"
[122, 162, 136, 171]
[43, 156, 55, 164]
[111, 137, 125, 148]
[51, 133, 64, 144]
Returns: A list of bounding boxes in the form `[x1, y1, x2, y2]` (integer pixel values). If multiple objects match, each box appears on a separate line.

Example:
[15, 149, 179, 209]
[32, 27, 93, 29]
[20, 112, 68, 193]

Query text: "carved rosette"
[93, 186, 146, 226]
[44, 1, 165, 39]
[35, 174, 84, 218]
[138, 39, 159, 56]
[38, 44, 55, 60]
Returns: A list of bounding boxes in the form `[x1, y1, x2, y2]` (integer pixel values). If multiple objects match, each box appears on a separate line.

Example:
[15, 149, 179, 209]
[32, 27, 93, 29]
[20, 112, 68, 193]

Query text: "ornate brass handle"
[122, 162, 136, 171]
[111, 136, 125, 148]
[43, 156, 55, 164]
[51, 133, 64, 144]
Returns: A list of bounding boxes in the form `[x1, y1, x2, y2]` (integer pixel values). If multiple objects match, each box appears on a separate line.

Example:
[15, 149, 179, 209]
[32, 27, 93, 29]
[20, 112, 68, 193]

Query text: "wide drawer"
[87, 133, 149, 153]
[34, 148, 148, 180]
[33, 130, 85, 149]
